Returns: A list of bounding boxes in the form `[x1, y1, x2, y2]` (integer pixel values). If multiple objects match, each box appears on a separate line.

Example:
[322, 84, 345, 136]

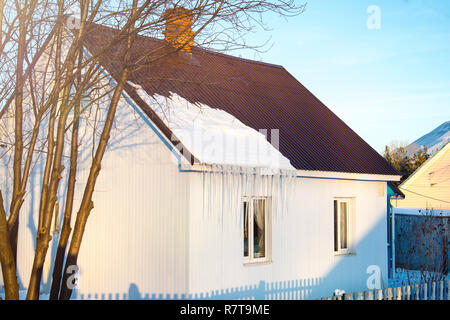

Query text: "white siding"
[188, 175, 388, 299]
[2, 94, 191, 299]
[69, 101, 191, 299]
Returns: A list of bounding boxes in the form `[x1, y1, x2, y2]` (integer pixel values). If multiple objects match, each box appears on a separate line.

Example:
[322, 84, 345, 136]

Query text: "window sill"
[243, 259, 273, 266]
[333, 251, 356, 257]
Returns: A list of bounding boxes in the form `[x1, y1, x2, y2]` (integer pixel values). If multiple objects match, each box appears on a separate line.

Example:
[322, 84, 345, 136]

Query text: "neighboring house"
[393, 142, 450, 210]
[0, 12, 401, 300]
[391, 142, 450, 274]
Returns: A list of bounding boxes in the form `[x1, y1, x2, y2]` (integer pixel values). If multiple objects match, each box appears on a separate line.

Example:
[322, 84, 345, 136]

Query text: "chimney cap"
[162, 7, 193, 19]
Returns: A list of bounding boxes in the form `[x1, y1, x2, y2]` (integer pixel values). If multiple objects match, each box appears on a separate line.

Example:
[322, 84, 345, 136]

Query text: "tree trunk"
[0, 191, 19, 300]
[9, 2, 27, 264]
[49, 53, 82, 300]
[58, 1, 137, 298]
[26, 102, 70, 300]
[58, 68, 130, 300]
[8, 219, 19, 265]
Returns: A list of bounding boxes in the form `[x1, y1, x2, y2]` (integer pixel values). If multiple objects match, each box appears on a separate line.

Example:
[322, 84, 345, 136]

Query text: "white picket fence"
[321, 279, 450, 300]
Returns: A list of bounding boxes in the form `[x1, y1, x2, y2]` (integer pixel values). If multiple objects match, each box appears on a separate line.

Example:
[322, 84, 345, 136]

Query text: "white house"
[0, 13, 401, 300]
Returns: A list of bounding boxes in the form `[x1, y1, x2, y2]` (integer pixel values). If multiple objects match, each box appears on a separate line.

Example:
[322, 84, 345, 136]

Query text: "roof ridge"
[91, 22, 285, 70]
[192, 46, 285, 69]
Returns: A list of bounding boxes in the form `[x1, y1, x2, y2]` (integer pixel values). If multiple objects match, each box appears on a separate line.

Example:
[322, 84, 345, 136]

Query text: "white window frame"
[243, 196, 271, 264]
[334, 198, 353, 255]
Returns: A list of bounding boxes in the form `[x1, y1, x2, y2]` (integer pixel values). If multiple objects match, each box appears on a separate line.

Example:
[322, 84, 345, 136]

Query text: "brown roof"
[82, 24, 399, 176]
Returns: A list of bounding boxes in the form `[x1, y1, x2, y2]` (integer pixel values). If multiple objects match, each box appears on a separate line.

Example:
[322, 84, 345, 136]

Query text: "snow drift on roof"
[406, 121, 450, 156]
[130, 83, 295, 171]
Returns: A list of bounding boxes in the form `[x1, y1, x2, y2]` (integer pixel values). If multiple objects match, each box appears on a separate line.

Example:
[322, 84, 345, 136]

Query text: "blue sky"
[236, 0, 450, 153]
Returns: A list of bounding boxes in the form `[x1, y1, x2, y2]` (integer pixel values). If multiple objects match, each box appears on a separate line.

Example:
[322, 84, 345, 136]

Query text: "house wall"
[67, 100, 191, 299]
[0, 94, 192, 299]
[393, 143, 450, 210]
[187, 175, 389, 299]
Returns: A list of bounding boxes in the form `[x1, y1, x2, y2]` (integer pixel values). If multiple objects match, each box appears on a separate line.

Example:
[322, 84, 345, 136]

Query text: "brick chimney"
[162, 7, 194, 54]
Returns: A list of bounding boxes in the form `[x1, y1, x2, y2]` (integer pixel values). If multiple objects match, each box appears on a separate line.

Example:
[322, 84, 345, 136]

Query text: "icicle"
[221, 171, 225, 231]
[208, 170, 212, 220]
[202, 172, 206, 220]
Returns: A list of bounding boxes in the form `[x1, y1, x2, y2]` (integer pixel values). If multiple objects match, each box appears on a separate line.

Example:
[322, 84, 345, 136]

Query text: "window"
[334, 198, 354, 255]
[243, 197, 271, 263]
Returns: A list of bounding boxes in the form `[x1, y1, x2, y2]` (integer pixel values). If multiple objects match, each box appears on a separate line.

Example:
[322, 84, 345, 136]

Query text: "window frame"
[334, 198, 353, 255]
[243, 196, 271, 264]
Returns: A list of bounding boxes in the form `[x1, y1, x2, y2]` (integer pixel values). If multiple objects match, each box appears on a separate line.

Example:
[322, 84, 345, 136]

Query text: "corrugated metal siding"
[3, 91, 191, 299]
[188, 172, 389, 299]
[71, 99, 191, 299]
[80, 24, 399, 176]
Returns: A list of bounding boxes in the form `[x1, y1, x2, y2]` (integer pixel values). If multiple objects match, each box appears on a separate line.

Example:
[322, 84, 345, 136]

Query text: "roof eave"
[296, 169, 402, 182]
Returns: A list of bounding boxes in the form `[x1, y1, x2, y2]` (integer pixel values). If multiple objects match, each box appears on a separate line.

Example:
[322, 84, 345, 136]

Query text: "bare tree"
[0, 0, 306, 300]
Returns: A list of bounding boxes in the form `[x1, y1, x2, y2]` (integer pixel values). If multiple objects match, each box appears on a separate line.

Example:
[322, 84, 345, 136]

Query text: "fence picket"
[448, 279, 450, 300]
[423, 283, 428, 300]
[431, 282, 436, 300]
[387, 288, 392, 300]
[396, 287, 402, 300]
[316, 279, 449, 300]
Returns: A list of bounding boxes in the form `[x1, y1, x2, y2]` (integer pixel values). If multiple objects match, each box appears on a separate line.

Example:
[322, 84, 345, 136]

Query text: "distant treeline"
[383, 145, 429, 183]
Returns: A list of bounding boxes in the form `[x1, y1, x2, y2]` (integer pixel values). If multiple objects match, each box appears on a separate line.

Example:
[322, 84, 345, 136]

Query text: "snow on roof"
[130, 83, 295, 172]
[406, 121, 450, 156]
[77, 23, 400, 176]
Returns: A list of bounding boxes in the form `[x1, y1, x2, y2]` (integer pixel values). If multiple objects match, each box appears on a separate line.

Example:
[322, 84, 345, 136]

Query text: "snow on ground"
[0, 290, 49, 300]
[130, 83, 295, 172]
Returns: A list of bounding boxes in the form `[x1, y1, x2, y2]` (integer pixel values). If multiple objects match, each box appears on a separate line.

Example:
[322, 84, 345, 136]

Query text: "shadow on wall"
[0, 103, 154, 293]
[74, 279, 323, 300]
[72, 215, 389, 300]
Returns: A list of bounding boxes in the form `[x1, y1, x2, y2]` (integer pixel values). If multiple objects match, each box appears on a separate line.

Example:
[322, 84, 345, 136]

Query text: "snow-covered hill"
[406, 121, 450, 156]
